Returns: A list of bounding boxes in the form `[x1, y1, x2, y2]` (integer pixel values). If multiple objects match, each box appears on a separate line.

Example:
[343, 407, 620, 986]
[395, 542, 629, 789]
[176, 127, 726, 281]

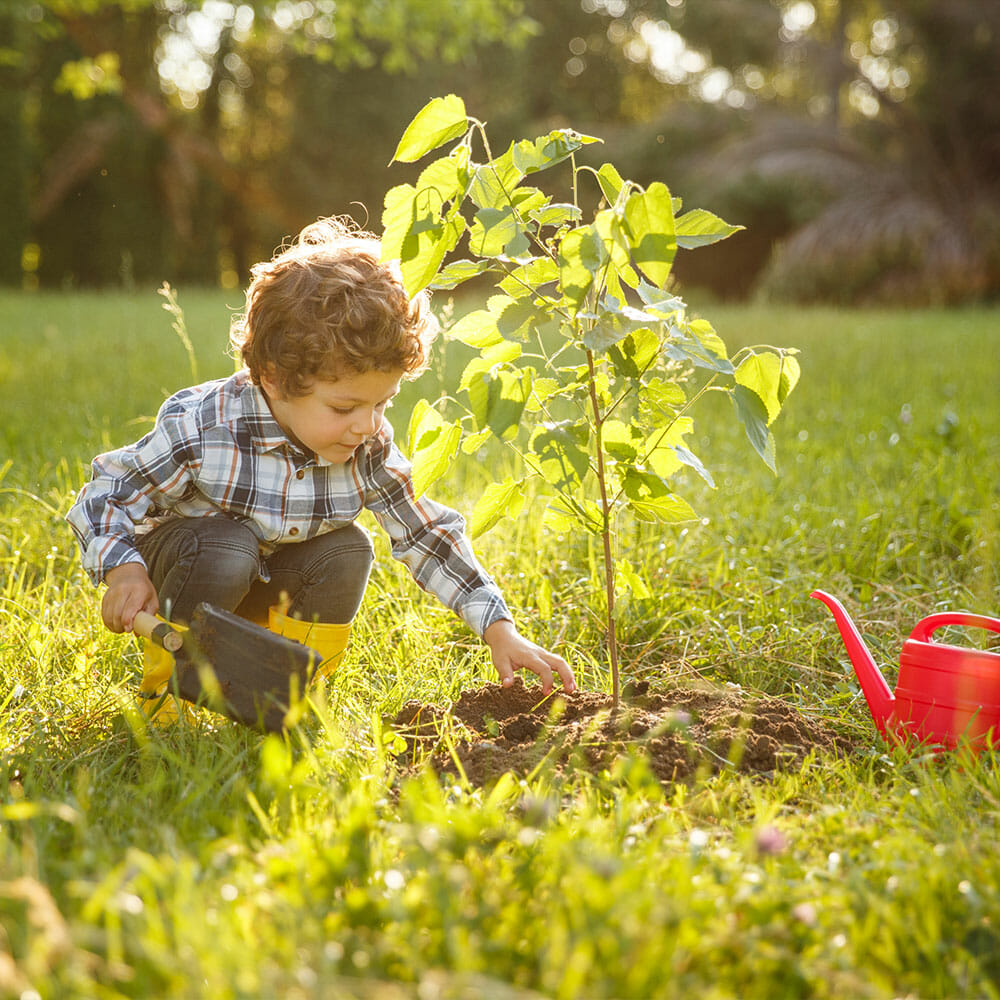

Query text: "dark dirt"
[388, 678, 849, 788]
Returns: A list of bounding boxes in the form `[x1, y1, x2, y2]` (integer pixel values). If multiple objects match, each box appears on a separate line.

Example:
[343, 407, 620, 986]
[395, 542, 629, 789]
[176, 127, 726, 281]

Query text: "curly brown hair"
[230, 216, 438, 397]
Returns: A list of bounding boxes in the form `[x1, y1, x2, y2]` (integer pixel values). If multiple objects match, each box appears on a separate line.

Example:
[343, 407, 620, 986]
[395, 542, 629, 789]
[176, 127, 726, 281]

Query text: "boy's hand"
[102, 563, 159, 633]
[483, 619, 576, 695]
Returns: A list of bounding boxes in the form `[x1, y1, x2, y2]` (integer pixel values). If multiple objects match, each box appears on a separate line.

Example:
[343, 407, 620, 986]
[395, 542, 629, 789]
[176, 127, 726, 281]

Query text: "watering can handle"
[910, 612, 1000, 644]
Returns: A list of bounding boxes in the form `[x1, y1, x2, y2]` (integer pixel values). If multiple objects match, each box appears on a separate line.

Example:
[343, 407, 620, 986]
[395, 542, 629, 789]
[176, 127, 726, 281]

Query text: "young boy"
[67, 217, 575, 696]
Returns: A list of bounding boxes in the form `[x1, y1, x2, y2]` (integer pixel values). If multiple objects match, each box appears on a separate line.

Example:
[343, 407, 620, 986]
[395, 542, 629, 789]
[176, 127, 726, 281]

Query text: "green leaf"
[524, 376, 562, 413]
[665, 325, 734, 374]
[461, 427, 493, 454]
[558, 225, 609, 311]
[496, 299, 547, 342]
[469, 477, 526, 538]
[636, 281, 685, 316]
[672, 445, 716, 488]
[447, 309, 502, 348]
[411, 421, 462, 498]
[381, 183, 465, 296]
[624, 182, 676, 288]
[530, 203, 582, 229]
[687, 318, 728, 363]
[602, 419, 641, 462]
[778, 353, 801, 406]
[644, 416, 694, 479]
[621, 468, 697, 523]
[469, 146, 525, 209]
[731, 384, 776, 473]
[529, 424, 591, 491]
[596, 162, 627, 207]
[406, 398, 434, 454]
[391, 95, 467, 163]
[486, 369, 534, 440]
[734, 350, 798, 425]
[415, 153, 467, 212]
[640, 377, 686, 414]
[431, 259, 494, 290]
[406, 402, 461, 497]
[674, 208, 743, 249]
[497, 257, 560, 299]
[583, 300, 660, 352]
[511, 128, 600, 175]
[470, 205, 521, 258]
[625, 492, 698, 524]
[616, 559, 651, 599]
[542, 494, 603, 534]
[609, 328, 661, 379]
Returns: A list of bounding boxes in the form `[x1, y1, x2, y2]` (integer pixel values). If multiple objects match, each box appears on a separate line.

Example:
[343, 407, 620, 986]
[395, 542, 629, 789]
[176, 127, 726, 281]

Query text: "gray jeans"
[137, 517, 374, 626]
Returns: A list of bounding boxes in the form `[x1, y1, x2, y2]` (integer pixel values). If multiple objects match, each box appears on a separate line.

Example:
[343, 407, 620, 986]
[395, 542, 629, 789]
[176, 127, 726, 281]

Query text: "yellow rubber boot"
[268, 606, 352, 681]
[138, 618, 197, 726]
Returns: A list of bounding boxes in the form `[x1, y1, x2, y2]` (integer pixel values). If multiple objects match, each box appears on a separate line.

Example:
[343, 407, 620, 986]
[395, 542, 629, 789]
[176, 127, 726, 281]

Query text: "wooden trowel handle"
[133, 611, 184, 652]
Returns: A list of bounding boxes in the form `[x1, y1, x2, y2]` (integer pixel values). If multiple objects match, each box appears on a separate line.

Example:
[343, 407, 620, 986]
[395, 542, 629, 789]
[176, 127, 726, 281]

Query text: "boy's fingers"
[535, 650, 575, 693]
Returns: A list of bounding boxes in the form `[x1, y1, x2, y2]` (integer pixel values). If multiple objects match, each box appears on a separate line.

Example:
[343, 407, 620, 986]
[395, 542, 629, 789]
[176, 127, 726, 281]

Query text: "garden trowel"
[133, 603, 319, 732]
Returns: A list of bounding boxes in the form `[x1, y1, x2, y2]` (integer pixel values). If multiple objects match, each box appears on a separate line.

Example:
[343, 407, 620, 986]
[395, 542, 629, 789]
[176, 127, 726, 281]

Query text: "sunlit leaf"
[735, 350, 797, 425]
[609, 328, 661, 379]
[731, 384, 776, 472]
[391, 94, 467, 163]
[602, 419, 641, 462]
[674, 208, 743, 249]
[624, 182, 676, 288]
[530, 423, 591, 491]
[498, 257, 560, 299]
[558, 225, 608, 311]
[672, 444, 716, 488]
[687, 318, 728, 363]
[530, 203, 583, 229]
[431, 258, 494, 290]
[470, 206, 521, 258]
[469, 145, 524, 209]
[469, 477, 527, 538]
[596, 162, 627, 207]
[447, 309, 502, 348]
[542, 493, 602, 534]
[616, 559, 651, 599]
[486, 369, 534, 440]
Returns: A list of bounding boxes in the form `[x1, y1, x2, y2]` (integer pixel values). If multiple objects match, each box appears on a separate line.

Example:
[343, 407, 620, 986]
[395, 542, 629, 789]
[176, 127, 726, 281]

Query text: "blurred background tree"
[2, 0, 997, 303]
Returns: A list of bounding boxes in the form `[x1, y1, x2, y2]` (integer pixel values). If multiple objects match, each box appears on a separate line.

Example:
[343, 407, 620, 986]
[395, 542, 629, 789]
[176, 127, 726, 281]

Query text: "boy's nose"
[351, 409, 377, 436]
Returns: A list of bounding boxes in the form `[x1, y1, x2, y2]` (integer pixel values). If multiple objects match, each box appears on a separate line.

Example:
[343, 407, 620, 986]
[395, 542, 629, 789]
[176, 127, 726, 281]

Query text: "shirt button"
[296, 470, 305, 480]
[289, 527, 299, 536]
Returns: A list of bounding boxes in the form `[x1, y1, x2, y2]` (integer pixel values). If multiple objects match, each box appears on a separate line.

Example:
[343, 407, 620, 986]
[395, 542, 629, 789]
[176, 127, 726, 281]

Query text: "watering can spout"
[811, 590, 895, 736]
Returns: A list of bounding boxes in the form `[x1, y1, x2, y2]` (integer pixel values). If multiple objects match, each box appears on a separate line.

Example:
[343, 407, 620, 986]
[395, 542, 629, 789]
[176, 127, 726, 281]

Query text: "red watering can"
[811, 590, 1000, 752]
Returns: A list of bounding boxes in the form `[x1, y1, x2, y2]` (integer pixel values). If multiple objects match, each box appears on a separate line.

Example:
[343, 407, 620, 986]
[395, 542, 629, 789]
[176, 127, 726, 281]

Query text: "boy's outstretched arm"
[483, 619, 576, 695]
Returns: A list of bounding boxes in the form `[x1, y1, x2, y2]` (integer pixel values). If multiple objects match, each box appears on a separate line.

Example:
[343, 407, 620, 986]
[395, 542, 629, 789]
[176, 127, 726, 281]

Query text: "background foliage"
[2, 0, 998, 303]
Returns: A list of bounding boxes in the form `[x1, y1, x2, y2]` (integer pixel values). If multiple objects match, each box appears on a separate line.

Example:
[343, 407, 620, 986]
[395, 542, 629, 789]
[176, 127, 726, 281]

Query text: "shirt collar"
[237, 377, 346, 468]
[239, 379, 304, 455]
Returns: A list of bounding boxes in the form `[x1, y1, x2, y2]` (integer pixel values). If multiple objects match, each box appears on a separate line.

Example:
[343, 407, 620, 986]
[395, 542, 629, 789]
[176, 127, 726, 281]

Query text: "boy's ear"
[259, 367, 282, 399]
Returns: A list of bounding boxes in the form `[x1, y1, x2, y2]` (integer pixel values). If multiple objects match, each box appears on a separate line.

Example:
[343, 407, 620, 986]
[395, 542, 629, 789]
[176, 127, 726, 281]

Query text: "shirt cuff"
[83, 538, 147, 586]
[456, 586, 513, 638]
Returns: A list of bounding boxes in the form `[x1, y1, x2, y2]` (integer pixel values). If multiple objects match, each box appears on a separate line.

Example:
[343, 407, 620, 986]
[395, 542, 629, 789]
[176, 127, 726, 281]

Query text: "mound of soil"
[388, 678, 846, 788]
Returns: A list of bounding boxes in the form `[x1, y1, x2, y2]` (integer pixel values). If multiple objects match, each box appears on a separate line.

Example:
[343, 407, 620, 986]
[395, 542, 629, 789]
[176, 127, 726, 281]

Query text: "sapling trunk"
[586, 347, 621, 708]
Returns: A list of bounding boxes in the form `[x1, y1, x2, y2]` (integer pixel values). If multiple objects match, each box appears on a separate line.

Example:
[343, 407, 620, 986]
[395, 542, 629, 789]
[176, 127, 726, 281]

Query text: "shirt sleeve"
[66, 397, 201, 584]
[359, 423, 512, 637]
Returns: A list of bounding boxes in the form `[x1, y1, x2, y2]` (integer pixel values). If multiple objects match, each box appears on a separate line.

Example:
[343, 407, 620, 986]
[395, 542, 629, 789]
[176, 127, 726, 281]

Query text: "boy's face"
[260, 367, 403, 464]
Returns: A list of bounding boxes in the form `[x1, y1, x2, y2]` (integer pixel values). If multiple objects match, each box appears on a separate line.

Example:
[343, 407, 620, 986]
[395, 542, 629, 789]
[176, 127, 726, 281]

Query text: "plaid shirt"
[66, 371, 511, 636]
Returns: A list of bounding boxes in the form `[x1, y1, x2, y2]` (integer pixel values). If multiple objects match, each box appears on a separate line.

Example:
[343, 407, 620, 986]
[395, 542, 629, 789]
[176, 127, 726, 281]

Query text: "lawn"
[1, 287, 999, 998]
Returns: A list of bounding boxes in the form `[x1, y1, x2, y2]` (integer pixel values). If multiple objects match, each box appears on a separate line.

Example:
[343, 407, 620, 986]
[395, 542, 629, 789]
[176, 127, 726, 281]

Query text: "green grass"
[1, 288, 999, 998]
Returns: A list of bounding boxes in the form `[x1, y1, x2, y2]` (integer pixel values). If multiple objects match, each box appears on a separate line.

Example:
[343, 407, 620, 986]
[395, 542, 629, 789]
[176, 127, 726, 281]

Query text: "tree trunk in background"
[0, 13, 28, 286]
